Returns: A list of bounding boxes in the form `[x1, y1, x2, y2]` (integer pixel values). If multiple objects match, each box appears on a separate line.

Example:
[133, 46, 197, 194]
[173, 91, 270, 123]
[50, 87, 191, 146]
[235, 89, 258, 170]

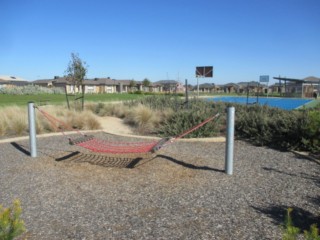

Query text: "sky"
[1, 0, 320, 85]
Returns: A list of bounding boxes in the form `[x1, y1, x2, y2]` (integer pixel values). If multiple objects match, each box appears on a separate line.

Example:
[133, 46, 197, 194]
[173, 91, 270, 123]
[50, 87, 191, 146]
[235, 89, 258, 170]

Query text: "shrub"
[235, 105, 308, 150]
[126, 96, 319, 152]
[134, 90, 142, 94]
[124, 104, 159, 134]
[0, 199, 26, 240]
[159, 109, 222, 138]
[0, 85, 64, 95]
[283, 208, 300, 240]
[282, 208, 320, 240]
[301, 110, 320, 152]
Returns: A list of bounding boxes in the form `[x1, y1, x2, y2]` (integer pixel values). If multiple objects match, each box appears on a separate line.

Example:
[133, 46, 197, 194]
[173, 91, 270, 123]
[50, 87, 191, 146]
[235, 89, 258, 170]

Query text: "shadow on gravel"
[251, 205, 320, 232]
[262, 167, 320, 187]
[55, 151, 143, 168]
[10, 142, 30, 156]
[292, 152, 320, 166]
[157, 154, 224, 172]
[308, 195, 320, 207]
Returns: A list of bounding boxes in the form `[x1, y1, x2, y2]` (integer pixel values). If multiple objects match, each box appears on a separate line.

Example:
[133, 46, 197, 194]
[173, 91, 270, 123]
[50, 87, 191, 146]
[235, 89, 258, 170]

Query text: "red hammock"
[36, 106, 220, 154]
[77, 138, 159, 154]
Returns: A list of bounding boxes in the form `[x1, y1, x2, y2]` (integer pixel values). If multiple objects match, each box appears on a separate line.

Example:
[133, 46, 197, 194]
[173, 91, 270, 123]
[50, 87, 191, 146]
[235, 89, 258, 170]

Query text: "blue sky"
[1, 0, 319, 85]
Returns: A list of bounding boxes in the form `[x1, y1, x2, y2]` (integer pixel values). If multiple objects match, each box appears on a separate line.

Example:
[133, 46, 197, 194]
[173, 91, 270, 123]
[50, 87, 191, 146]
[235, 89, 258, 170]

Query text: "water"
[207, 96, 313, 110]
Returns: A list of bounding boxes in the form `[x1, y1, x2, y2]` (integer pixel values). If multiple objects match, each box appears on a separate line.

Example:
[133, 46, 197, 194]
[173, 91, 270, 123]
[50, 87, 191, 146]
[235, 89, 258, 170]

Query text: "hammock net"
[76, 138, 159, 154]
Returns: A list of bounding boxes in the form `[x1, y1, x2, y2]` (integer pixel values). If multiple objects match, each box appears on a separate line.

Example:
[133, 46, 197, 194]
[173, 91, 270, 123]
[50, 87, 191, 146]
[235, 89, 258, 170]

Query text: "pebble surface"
[0, 132, 319, 239]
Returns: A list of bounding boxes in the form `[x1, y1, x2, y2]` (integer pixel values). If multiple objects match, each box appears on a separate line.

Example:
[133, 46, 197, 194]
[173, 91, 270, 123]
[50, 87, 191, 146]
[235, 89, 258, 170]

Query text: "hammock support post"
[28, 102, 37, 157]
[225, 106, 235, 175]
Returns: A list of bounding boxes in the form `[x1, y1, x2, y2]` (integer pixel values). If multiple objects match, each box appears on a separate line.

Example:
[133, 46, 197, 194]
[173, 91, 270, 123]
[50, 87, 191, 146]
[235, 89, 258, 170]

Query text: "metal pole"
[197, 77, 199, 97]
[185, 79, 189, 109]
[28, 102, 37, 157]
[225, 106, 235, 175]
[246, 84, 249, 105]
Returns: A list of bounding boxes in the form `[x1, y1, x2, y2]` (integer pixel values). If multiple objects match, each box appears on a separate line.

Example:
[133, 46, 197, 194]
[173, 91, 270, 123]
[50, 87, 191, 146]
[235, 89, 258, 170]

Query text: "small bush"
[159, 109, 222, 138]
[282, 208, 320, 240]
[235, 105, 308, 150]
[124, 104, 159, 134]
[283, 208, 300, 240]
[301, 110, 320, 152]
[0, 199, 26, 240]
[134, 90, 143, 94]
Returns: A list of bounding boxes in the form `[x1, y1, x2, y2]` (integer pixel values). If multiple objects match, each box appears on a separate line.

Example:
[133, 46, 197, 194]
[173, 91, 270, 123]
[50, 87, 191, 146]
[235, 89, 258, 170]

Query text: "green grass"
[304, 99, 320, 109]
[0, 93, 145, 107]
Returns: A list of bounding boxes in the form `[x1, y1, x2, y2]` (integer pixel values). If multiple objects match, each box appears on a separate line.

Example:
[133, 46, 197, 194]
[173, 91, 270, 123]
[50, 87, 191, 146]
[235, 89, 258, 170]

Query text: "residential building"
[0, 75, 28, 88]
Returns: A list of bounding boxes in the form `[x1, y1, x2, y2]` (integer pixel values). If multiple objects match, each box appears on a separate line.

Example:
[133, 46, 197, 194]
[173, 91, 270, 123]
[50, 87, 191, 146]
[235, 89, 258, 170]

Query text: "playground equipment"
[27, 102, 235, 174]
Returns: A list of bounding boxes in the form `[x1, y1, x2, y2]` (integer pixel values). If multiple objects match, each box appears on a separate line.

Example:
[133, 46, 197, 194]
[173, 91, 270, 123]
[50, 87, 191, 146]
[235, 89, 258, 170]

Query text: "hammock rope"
[35, 106, 220, 154]
[36, 107, 84, 137]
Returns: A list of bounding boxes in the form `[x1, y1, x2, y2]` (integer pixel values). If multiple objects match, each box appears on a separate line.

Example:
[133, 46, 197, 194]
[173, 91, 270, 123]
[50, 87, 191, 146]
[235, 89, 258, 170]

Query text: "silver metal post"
[28, 102, 37, 157]
[197, 77, 199, 97]
[225, 107, 235, 175]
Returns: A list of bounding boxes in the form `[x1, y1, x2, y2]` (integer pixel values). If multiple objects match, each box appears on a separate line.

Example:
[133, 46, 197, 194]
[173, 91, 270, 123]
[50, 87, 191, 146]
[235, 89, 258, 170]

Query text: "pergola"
[273, 76, 320, 98]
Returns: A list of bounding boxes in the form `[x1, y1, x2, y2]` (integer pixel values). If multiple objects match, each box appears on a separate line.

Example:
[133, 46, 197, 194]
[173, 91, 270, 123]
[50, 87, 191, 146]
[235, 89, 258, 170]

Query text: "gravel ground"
[0, 132, 319, 240]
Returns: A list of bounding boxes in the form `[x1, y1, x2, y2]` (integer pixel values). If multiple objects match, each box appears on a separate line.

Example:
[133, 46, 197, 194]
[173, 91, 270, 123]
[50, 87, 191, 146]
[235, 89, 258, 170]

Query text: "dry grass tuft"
[85, 102, 131, 118]
[0, 105, 102, 138]
[64, 111, 101, 130]
[124, 104, 159, 134]
[1, 106, 28, 136]
[0, 115, 9, 136]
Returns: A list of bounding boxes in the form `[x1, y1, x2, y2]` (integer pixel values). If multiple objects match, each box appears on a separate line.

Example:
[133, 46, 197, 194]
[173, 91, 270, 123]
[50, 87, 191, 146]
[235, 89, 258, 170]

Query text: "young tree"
[65, 53, 88, 88]
[64, 53, 88, 110]
[142, 78, 151, 87]
[142, 78, 151, 92]
[129, 80, 136, 91]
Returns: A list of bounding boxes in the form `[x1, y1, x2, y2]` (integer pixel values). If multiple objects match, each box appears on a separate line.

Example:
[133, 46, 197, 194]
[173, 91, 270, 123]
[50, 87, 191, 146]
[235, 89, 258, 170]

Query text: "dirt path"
[96, 116, 134, 135]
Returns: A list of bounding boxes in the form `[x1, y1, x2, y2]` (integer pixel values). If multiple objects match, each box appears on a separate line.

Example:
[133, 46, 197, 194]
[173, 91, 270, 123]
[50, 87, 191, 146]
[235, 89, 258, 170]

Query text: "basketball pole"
[197, 77, 199, 97]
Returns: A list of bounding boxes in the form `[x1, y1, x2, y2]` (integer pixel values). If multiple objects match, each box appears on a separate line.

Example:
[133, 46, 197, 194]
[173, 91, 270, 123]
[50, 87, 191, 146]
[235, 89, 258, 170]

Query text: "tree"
[65, 53, 88, 88]
[142, 78, 151, 89]
[64, 53, 88, 111]
[129, 80, 136, 91]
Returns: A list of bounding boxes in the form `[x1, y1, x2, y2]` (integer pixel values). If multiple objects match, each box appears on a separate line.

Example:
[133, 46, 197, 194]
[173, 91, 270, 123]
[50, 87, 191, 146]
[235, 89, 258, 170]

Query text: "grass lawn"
[0, 93, 145, 107]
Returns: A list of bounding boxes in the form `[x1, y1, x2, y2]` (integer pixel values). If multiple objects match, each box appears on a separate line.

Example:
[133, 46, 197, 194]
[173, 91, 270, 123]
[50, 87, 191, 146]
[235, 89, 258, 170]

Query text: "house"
[223, 83, 239, 93]
[0, 75, 29, 88]
[237, 81, 266, 94]
[269, 83, 285, 94]
[153, 80, 184, 93]
[32, 77, 163, 94]
[196, 83, 215, 93]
